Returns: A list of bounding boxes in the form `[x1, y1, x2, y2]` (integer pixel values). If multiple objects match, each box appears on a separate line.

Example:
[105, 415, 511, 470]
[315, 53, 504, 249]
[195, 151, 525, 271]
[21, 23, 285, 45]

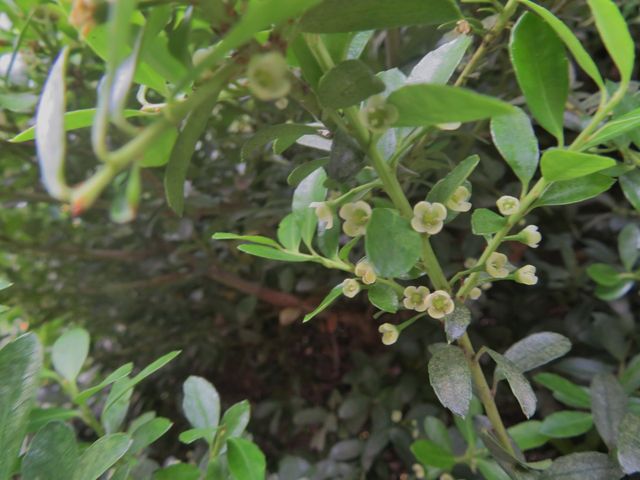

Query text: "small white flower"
[403, 286, 430, 312]
[391, 410, 403, 422]
[342, 278, 361, 298]
[426, 290, 455, 319]
[486, 252, 509, 278]
[446, 185, 472, 213]
[411, 201, 447, 234]
[515, 265, 538, 285]
[247, 51, 291, 101]
[355, 259, 377, 285]
[496, 195, 520, 215]
[412, 463, 426, 479]
[309, 201, 333, 229]
[339, 201, 372, 237]
[481, 282, 493, 291]
[521, 225, 542, 248]
[464, 257, 477, 269]
[469, 287, 482, 300]
[378, 323, 399, 345]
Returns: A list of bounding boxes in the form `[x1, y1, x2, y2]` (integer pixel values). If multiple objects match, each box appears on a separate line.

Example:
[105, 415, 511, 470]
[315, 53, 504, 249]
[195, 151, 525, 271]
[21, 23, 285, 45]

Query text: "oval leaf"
[539, 411, 593, 438]
[617, 412, 640, 475]
[72, 433, 132, 480]
[182, 376, 220, 430]
[428, 344, 472, 417]
[535, 174, 615, 207]
[541, 149, 615, 181]
[22, 422, 78, 480]
[227, 437, 266, 480]
[52, 328, 90, 383]
[407, 35, 472, 86]
[487, 349, 537, 418]
[503, 332, 571, 373]
[589, 373, 627, 449]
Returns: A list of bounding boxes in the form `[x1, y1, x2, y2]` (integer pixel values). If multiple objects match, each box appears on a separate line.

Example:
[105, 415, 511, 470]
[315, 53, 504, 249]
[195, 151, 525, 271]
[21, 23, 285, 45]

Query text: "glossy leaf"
[584, 107, 640, 149]
[317, 60, 385, 109]
[221, 400, 251, 440]
[443, 305, 471, 343]
[227, 438, 266, 480]
[487, 349, 536, 418]
[389, 84, 514, 126]
[182, 376, 220, 430]
[535, 174, 615, 207]
[428, 344, 472, 417]
[472, 208, 507, 235]
[534, 373, 591, 409]
[540, 149, 615, 181]
[35, 47, 70, 200]
[411, 439, 456, 470]
[407, 35, 472, 85]
[510, 12, 568, 143]
[365, 209, 421, 278]
[0, 333, 43, 480]
[21, 422, 78, 480]
[299, 0, 461, 33]
[539, 411, 593, 438]
[303, 284, 343, 323]
[277, 213, 302, 252]
[589, 373, 627, 449]
[503, 332, 571, 373]
[367, 283, 399, 313]
[51, 328, 90, 383]
[587, 0, 635, 84]
[491, 108, 539, 187]
[72, 434, 132, 480]
[542, 452, 622, 480]
[427, 155, 480, 203]
[617, 412, 640, 475]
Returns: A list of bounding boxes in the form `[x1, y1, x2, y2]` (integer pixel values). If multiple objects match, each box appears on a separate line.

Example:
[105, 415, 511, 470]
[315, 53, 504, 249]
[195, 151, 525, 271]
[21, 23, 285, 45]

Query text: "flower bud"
[469, 287, 482, 300]
[515, 265, 538, 285]
[486, 252, 509, 278]
[403, 285, 430, 312]
[521, 225, 541, 248]
[412, 464, 426, 479]
[342, 278, 361, 298]
[361, 96, 399, 133]
[339, 201, 372, 237]
[247, 52, 291, 101]
[391, 410, 403, 422]
[496, 195, 520, 215]
[378, 323, 399, 345]
[446, 185, 472, 213]
[309, 201, 333, 229]
[355, 259, 377, 285]
[411, 201, 447, 235]
[426, 290, 455, 319]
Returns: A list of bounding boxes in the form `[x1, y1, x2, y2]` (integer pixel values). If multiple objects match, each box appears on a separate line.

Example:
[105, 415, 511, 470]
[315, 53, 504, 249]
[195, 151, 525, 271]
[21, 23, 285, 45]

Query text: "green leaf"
[129, 417, 172, 455]
[542, 452, 622, 480]
[584, 107, 640, 149]
[21, 422, 78, 480]
[328, 130, 363, 182]
[410, 439, 456, 470]
[621, 354, 640, 393]
[27, 408, 80, 433]
[287, 158, 329, 187]
[503, 332, 572, 373]
[428, 344, 472, 417]
[535, 174, 615, 207]
[35, 47, 69, 200]
[140, 128, 178, 168]
[317, 60, 385, 109]
[540, 149, 615, 181]
[539, 411, 593, 438]
[423, 416, 452, 451]
[72, 434, 132, 480]
[292, 168, 327, 248]
[476, 459, 511, 480]
[237, 244, 310, 263]
[471, 208, 507, 235]
[518, 0, 604, 89]
[212, 233, 281, 249]
[508, 421, 549, 451]
[586, 0, 635, 84]
[0, 92, 38, 113]
[221, 400, 251, 440]
[227, 437, 266, 480]
[74, 363, 133, 404]
[618, 223, 640, 271]
[182, 376, 220, 430]
[589, 373, 627, 449]
[620, 169, 640, 211]
[427, 155, 480, 203]
[510, 12, 568, 143]
[102, 378, 132, 434]
[367, 283, 399, 313]
[52, 328, 90, 383]
[241, 124, 317, 161]
[487, 349, 536, 418]
[178, 427, 216, 445]
[303, 284, 343, 323]
[318, 214, 340, 258]
[443, 305, 471, 343]
[0, 333, 42, 480]
[365, 209, 421, 278]
[534, 373, 591, 409]
[277, 213, 302, 252]
[389, 84, 514, 126]
[407, 35, 472, 85]
[617, 412, 640, 475]
[586, 263, 622, 287]
[491, 108, 539, 187]
[153, 463, 201, 480]
[10, 109, 151, 143]
[300, 0, 461, 33]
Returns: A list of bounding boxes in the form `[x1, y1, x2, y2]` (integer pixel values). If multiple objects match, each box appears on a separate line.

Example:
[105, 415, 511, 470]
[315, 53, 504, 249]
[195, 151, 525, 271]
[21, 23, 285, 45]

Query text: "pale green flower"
[342, 278, 361, 298]
[355, 259, 377, 285]
[486, 252, 509, 278]
[309, 201, 333, 229]
[469, 287, 482, 300]
[391, 410, 403, 422]
[339, 201, 372, 237]
[521, 225, 541, 248]
[426, 290, 455, 319]
[411, 201, 447, 234]
[378, 323, 399, 345]
[247, 52, 291, 101]
[496, 195, 520, 215]
[515, 265, 538, 285]
[446, 185, 472, 213]
[361, 96, 399, 132]
[412, 464, 426, 479]
[403, 285, 430, 312]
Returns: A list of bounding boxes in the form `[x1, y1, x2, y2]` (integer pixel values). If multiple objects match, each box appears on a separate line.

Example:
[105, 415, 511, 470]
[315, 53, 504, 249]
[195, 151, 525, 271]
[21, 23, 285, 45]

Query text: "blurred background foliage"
[1, 0, 640, 478]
